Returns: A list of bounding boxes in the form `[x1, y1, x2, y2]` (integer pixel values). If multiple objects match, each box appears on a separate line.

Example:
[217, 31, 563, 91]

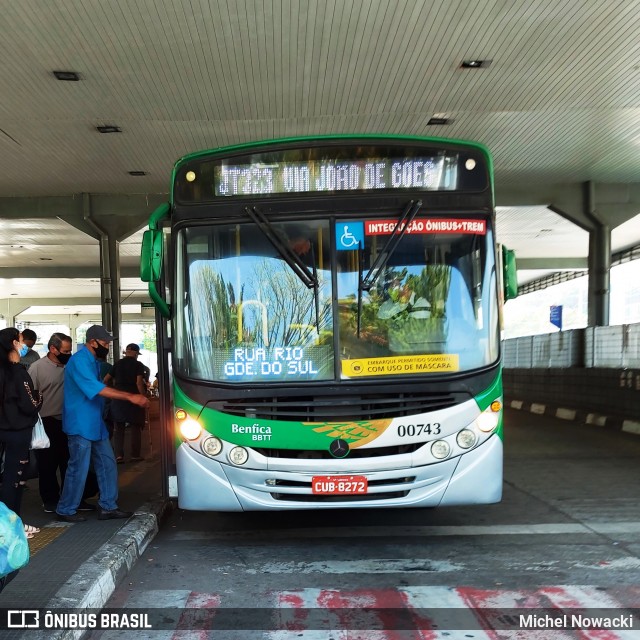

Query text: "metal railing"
[503, 323, 640, 369]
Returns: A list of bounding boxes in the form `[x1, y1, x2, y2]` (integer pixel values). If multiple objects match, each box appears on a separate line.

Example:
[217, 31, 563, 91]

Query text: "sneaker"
[78, 500, 97, 512]
[116, 456, 125, 464]
[43, 503, 57, 513]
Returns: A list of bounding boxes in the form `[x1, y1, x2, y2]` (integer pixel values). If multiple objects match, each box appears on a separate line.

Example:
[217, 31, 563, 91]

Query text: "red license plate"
[311, 475, 368, 495]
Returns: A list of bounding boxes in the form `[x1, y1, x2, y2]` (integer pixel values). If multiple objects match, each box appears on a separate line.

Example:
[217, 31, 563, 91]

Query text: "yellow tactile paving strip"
[27, 525, 68, 557]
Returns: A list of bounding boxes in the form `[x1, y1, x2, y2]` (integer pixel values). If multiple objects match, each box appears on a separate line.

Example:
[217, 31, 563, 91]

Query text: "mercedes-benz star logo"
[329, 439, 350, 458]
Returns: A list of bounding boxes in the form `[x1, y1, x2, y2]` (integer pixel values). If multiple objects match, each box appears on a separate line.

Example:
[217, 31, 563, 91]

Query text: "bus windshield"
[174, 217, 498, 384]
[338, 218, 499, 376]
[175, 221, 334, 383]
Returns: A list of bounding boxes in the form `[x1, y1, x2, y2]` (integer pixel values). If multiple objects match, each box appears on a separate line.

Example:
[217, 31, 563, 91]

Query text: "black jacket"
[0, 363, 42, 432]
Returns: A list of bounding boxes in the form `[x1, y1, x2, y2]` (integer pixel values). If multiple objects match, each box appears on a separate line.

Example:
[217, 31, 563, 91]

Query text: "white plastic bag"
[30, 415, 50, 449]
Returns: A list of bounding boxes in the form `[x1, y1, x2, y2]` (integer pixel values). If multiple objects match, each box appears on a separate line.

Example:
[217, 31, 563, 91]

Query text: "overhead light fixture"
[128, 171, 147, 176]
[460, 59, 491, 69]
[39, 257, 53, 261]
[53, 70, 80, 81]
[427, 117, 451, 125]
[96, 125, 121, 134]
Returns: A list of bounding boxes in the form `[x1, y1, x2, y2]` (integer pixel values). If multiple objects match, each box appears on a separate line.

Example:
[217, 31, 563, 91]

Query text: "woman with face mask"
[0, 328, 43, 537]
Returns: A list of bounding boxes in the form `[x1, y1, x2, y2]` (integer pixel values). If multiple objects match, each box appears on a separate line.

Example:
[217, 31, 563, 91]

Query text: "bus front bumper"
[175, 435, 503, 511]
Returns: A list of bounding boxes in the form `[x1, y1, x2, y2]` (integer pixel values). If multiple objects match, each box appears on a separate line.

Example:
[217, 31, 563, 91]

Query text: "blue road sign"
[550, 305, 563, 330]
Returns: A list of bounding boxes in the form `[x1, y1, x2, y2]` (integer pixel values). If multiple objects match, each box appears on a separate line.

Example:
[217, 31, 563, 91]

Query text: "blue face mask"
[18, 343, 29, 357]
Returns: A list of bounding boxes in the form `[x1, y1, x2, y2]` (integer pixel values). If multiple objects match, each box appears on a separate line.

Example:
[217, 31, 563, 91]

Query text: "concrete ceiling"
[2, 0, 640, 313]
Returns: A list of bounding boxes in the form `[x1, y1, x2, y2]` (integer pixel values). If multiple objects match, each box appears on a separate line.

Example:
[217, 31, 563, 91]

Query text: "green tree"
[141, 323, 157, 352]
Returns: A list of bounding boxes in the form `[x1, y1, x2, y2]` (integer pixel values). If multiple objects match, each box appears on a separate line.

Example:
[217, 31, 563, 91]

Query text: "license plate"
[311, 475, 368, 495]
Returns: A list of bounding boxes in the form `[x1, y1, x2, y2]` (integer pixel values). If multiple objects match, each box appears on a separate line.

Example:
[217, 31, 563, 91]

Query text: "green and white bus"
[141, 135, 517, 511]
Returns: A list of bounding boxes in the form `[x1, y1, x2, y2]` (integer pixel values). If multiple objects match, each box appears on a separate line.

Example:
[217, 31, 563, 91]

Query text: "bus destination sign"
[214, 156, 458, 196]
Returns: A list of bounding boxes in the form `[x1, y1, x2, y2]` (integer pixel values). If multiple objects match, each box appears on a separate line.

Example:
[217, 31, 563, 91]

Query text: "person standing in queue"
[29, 332, 98, 513]
[56, 325, 149, 522]
[104, 343, 147, 463]
[19, 328, 41, 370]
[0, 328, 43, 536]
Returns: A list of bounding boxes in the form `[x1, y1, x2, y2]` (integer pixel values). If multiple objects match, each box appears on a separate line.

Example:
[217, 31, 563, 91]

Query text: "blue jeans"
[57, 435, 119, 514]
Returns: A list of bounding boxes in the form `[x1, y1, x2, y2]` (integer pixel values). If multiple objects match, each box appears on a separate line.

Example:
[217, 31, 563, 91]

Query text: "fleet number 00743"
[397, 423, 441, 437]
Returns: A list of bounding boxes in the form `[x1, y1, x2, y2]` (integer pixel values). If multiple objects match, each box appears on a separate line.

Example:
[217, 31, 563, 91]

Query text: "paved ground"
[0, 400, 171, 639]
[92, 408, 640, 639]
[3, 406, 640, 639]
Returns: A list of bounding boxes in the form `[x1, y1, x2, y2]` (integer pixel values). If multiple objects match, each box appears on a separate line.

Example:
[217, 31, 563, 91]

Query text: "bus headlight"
[456, 429, 477, 449]
[228, 446, 249, 465]
[476, 401, 501, 432]
[201, 436, 223, 457]
[179, 418, 202, 441]
[431, 440, 451, 459]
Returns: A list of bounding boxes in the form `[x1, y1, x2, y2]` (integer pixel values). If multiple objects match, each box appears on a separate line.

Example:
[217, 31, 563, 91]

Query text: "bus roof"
[173, 133, 492, 169]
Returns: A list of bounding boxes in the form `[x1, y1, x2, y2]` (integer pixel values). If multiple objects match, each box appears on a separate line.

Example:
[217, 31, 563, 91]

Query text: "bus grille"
[269, 475, 415, 502]
[216, 390, 462, 422]
[251, 442, 423, 460]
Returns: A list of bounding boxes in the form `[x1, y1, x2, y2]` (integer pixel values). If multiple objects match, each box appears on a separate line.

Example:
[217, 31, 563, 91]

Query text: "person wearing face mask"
[28, 333, 98, 513]
[0, 328, 43, 529]
[19, 328, 41, 370]
[56, 325, 150, 522]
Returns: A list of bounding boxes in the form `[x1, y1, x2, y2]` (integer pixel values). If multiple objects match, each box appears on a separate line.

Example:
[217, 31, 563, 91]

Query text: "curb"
[507, 399, 640, 435]
[28, 497, 173, 640]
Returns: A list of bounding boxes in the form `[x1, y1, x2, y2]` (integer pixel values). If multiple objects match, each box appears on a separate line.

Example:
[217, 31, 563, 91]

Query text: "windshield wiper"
[245, 206, 320, 333]
[360, 199, 422, 292]
[357, 199, 422, 337]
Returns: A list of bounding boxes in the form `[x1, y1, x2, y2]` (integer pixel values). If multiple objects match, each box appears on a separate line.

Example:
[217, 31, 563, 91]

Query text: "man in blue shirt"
[56, 325, 150, 522]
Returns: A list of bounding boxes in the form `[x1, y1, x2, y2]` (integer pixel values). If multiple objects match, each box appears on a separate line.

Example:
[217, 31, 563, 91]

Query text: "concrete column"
[587, 224, 611, 326]
[68, 315, 88, 350]
[108, 235, 122, 360]
[584, 182, 611, 326]
[98, 233, 113, 334]
[82, 193, 121, 351]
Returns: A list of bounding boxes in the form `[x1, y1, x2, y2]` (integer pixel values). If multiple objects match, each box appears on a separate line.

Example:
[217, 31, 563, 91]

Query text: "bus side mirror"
[502, 246, 518, 300]
[141, 229, 163, 282]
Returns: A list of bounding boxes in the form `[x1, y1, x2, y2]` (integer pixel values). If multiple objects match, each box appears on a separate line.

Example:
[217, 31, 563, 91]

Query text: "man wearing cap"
[56, 326, 149, 523]
[104, 343, 148, 463]
[29, 332, 98, 513]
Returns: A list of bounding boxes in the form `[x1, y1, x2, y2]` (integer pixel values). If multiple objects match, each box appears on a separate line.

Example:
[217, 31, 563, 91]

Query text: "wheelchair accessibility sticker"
[336, 222, 364, 250]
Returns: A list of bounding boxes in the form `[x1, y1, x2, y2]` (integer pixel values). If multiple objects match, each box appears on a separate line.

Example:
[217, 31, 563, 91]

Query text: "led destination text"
[224, 347, 318, 378]
[215, 158, 457, 196]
